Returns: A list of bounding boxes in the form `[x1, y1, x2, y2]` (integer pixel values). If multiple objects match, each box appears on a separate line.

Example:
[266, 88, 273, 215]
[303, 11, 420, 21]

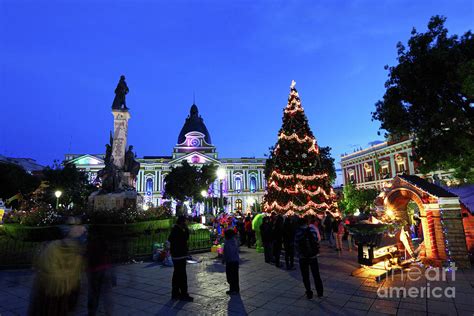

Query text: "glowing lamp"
[143, 204, 149, 211]
[201, 190, 207, 198]
[54, 191, 62, 198]
[216, 168, 226, 180]
[247, 197, 256, 206]
[386, 208, 394, 218]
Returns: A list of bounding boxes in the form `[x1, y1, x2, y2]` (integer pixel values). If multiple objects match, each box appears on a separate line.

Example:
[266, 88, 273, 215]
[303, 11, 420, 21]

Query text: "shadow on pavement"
[227, 294, 247, 315]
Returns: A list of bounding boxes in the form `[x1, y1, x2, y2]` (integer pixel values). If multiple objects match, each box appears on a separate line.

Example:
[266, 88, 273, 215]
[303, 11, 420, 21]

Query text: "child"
[223, 229, 240, 295]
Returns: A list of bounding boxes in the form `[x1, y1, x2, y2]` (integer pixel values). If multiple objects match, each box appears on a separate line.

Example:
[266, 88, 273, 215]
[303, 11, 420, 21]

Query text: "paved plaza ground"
[1, 243, 474, 315]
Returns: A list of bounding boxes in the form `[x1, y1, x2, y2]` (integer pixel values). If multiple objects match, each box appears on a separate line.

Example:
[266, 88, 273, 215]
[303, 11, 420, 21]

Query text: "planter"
[3, 223, 63, 242]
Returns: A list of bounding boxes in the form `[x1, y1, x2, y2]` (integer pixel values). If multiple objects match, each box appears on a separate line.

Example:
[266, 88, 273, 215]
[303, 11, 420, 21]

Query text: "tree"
[0, 162, 40, 207]
[372, 16, 474, 183]
[319, 146, 336, 184]
[41, 162, 95, 209]
[339, 183, 378, 216]
[164, 161, 217, 215]
[263, 81, 338, 215]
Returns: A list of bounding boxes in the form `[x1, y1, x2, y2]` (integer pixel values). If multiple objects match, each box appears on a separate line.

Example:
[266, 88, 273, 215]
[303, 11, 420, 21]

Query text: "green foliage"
[85, 205, 173, 225]
[372, 16, 474, 183]
[319, 146, 336, 184]
[339, 183, 378, 215]
[164, 161, 217, 204]
[42, 161, 96, 209]
[0, 162, 40, 205]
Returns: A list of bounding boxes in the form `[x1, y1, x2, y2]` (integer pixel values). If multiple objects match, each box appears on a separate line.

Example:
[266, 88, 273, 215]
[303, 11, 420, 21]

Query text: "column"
[390, 155, 397, 177]
[111, 109, 131, 169]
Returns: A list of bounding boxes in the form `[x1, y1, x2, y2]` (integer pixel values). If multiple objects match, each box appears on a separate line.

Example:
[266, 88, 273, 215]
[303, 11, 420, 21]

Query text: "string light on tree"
[263, 80, 337, 215]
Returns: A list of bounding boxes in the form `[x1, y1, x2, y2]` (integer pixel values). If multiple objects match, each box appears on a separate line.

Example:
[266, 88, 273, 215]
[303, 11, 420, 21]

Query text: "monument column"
[111, 109, 131, 169]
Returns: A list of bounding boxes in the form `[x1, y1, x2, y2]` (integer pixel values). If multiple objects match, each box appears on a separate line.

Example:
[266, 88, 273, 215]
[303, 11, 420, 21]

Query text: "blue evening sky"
[1, 1, 472, 171]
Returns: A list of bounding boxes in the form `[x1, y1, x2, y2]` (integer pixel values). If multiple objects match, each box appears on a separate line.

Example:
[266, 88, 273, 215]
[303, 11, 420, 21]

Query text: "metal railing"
[0, 228, 212, 269]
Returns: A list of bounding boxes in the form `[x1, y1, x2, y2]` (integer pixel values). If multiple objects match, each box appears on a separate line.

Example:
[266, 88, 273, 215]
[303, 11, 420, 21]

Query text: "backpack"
[298, 227, 319, 258]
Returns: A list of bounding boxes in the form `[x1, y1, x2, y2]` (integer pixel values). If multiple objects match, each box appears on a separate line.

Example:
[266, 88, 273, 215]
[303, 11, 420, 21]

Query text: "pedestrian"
[87, 228, 116, 316]
[335, 217, 344, 252]
[168, 215, 193, 301]
[260, 216, 273, 263]
[331, 215, 340, 249]
[223, 229, 240, 295]
[244, 214, 253, 248]
[295, 217, 324, 299]
[237, 217, 246, 246]
[272, 215, 284, 267]
[323, 212, 333, 246]
[283, 216, 296, 270]
[309, 217, 321, 242]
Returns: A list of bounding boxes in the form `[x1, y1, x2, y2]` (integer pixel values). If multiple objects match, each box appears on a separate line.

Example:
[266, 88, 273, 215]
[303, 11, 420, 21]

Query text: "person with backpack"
[295, 216, 324, 299]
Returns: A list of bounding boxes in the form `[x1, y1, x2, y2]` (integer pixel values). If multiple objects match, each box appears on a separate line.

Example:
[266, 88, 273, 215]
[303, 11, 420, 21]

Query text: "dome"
[177, 104, 212, 144]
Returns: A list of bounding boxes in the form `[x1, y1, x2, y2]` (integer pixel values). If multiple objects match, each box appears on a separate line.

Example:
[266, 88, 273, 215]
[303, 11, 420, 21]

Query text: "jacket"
[260, 222, 272, 243]
[168, 224, 189, 259]
[224, 237, 240, 263]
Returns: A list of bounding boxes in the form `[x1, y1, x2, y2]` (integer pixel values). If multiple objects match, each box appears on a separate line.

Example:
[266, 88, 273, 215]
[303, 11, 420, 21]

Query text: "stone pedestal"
[111, 109, 131, 169]
[90, 191, 140, 211]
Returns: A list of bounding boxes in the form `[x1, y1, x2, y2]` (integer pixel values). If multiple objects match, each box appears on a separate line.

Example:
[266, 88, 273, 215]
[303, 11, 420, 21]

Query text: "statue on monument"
[112, 75, 129, 110]
[124, 145, 140, 181]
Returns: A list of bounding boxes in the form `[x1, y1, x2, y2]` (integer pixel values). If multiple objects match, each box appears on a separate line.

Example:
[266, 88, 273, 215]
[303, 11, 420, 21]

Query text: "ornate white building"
[65, 104, 266, 213]
[340, 136, 455, 190]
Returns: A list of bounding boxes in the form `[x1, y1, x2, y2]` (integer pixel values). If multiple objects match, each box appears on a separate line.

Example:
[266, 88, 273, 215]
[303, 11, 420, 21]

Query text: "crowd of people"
[168, 211, 358, 302]
[27, 211, 358, 315]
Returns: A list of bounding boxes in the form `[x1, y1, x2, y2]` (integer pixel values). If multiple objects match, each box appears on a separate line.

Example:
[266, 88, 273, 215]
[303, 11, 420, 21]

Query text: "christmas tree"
[263, 81, 337, 216]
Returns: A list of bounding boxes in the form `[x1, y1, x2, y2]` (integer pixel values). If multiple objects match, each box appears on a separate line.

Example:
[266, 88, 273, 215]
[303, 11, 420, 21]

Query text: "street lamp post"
[216, 168, 226, 213]
[54, 190, 62, 209]
[201, 190, 207, 214]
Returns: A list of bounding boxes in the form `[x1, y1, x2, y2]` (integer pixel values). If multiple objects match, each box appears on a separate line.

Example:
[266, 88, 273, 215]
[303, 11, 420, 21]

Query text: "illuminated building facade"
[65, 104, 266, 213]
[340, 137, 454, 190]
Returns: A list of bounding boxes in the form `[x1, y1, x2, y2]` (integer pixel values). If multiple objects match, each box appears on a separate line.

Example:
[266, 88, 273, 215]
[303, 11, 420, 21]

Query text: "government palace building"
[64, 104, 266, 213]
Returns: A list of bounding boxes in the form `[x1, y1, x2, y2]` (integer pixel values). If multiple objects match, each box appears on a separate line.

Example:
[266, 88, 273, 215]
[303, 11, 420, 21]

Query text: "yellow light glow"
[386, 208, 394, 217]
[216, 168, 226, 180]
[54, 190, 62, 198]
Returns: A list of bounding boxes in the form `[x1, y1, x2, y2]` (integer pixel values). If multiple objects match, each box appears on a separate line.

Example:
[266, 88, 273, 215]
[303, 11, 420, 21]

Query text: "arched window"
[235, 176, 242, 192]
[146, 178, 153, 194]
[250, 175, 257, 192]
[235, 199, 243, 211]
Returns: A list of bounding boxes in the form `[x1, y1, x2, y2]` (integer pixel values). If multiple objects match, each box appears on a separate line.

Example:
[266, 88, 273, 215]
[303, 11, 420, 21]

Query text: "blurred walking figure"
[295, 217, 323, 299]
[223, 229, 240, 295]
[87, 228, 116, 316]
[168, 215, 194, 301]
[28, 218, 85, 316]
